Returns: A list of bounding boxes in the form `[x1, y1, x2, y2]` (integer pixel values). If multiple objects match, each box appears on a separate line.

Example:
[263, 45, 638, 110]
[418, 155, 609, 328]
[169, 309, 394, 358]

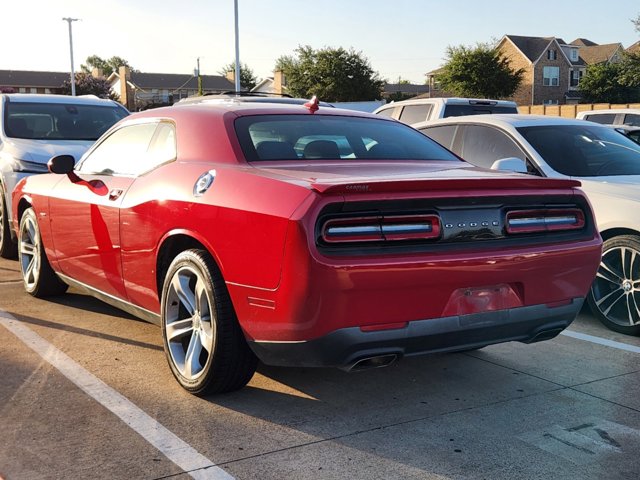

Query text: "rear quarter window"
[583, 113, 616, 124]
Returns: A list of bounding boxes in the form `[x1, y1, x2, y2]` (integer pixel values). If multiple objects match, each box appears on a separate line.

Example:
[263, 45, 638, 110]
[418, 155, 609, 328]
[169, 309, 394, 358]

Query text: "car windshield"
[517, 124, 640, 177]
[235, 114, 461, 162]
[4, 101, 128, 141]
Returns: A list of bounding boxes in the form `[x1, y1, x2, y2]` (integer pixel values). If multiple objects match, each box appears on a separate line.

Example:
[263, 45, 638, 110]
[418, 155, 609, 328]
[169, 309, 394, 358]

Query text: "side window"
[375, 107, 395, 118]
[583, 113, 616, 124]
[623, 114, 640, 127]
[420, 125, 458, 150]
[78, 122, 175, 176]
[147, 122, 177, 168]
[398, 104, 433, 125]
[459, 125, 526, 168]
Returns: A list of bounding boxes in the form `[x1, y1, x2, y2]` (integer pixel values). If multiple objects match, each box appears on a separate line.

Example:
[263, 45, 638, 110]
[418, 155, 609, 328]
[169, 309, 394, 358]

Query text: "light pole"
[196, 57, 203, 96]
[62, 17, 79, 96]
[234, 0, 240, 93]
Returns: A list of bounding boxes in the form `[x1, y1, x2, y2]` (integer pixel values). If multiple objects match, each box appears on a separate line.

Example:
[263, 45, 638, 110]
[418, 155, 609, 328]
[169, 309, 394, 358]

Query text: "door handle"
[109, 189, 123, 201]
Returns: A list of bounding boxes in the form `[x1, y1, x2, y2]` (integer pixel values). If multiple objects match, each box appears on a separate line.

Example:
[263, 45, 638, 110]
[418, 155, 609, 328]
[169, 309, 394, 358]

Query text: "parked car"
[576, 108, 640, 126]
[373, 97, 518, 125]
[12, 102, 601, 394]
[415, 115, 640, 335]
[0, 94, 129, 258]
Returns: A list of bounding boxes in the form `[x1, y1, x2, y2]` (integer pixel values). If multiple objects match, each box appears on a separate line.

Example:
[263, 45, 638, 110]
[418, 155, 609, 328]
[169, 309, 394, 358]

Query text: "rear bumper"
[248, 297, 583, 368]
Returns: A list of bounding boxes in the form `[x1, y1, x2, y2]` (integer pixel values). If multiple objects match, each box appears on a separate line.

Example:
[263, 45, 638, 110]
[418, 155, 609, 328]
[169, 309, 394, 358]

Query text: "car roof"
[1, 93, 120, 106]
[375, 97, 517, 110]
[577, 108, 640, 116]
[413, 114, 597, 130]
[129, 101, 383, 122]
[177, 93, 335, 107]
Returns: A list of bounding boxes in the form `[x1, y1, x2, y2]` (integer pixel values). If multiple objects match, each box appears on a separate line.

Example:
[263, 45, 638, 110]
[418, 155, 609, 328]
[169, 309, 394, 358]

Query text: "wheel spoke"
[166, 318, 194, 341]
[171, 273, 196, 316]
[596, 287, 626, 316]
[598, 259, 623, 284]
[21, 242, 35, 257]
[184, 331, 204, 379]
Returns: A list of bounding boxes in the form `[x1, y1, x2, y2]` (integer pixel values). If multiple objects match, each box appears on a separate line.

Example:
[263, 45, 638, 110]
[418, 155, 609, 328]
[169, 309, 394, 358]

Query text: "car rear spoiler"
[310, 177, 581, 195]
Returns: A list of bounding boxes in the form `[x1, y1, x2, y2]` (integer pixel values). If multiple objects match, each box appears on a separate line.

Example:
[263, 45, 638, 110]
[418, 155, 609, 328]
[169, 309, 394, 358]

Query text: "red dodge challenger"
[12, 99, 602, 394]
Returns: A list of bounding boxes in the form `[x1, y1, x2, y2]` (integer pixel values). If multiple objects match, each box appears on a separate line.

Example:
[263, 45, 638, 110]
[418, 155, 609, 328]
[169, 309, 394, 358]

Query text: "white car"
[0, 94, 129, 258]
[576, 108, 640, 126]
[415, 115, 640, 335]
[373, 97, 518, 125]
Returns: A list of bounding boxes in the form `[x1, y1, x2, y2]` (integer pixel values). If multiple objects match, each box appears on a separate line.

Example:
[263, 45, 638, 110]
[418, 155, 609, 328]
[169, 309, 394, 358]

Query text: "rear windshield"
[518, 124, 640, 176]
[4, 101, 128, 140]
[235, 114, 460, 162]
[443, 105, 518, 117]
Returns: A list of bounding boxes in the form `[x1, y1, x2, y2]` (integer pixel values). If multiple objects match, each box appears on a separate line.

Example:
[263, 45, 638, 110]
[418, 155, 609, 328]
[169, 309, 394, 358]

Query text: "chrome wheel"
[161, 249, 257, 394]
[589, 235, 640, 335]
[164, 264, 216, 381]
[19, 212, 41, 292]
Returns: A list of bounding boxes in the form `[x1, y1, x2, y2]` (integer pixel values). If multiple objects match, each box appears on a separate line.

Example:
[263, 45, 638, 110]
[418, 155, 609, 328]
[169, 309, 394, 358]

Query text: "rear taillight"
[322, 214, 441, 244]
[506, 209, 585, 234]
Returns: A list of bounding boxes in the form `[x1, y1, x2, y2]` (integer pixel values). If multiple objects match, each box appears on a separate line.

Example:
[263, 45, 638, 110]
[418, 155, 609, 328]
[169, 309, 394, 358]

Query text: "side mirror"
[48, 155, 75, 174]
[490, 157, 527, 173]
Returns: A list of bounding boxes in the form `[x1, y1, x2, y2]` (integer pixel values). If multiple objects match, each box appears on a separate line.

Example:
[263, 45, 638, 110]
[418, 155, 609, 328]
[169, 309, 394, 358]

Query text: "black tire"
[18, 208, 68, 297]
[160, 249, 257, 394]
[0, 183, 18, 259]
[588, 235, 640, 336]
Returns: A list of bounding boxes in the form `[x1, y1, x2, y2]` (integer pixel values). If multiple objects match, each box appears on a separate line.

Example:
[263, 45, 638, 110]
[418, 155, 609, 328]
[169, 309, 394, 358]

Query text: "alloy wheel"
[164, 265, 216, 380]
[19, 214, 41, 291]
[591, 245, 640, 328]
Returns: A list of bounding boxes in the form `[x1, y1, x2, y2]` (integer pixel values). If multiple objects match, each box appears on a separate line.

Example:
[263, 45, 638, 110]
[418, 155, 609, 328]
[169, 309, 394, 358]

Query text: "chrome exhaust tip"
[347, 353, 398, 372]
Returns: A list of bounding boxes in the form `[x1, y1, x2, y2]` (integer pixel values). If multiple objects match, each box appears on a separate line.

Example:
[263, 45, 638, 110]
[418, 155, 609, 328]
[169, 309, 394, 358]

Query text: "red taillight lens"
[322, 214, 441, 244]
[506, 209, 585, 234]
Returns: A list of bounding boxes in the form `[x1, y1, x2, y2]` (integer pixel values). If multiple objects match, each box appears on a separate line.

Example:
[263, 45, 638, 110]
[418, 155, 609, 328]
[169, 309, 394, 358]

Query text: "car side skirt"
[248, 298, 584, 369]
[57, 273, 161, 325]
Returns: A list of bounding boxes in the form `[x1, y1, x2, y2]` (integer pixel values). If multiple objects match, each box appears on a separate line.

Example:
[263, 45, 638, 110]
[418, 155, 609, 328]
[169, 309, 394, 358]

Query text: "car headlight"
[10, 158, 51, 173]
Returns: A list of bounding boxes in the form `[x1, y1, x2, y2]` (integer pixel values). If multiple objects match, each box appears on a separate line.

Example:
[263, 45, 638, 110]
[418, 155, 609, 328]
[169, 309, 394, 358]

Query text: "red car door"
[48, 174, 134, 299]
[47, 121, 162, 300]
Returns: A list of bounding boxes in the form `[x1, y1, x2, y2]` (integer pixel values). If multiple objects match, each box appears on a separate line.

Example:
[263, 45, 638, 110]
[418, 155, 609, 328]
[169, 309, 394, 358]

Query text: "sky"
[3, 0, 639, 84]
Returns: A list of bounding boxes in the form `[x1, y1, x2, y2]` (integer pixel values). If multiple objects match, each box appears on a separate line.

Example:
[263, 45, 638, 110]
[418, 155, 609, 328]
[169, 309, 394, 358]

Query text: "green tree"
[632, 13, 640, 34]
[275, 45, 384, 102]
[81, 55, 136, 77]
[579, 53, 640, 103]
[60, 72, 118, 100]
[217, 62, 258, 90]
[436, 43, 524, 99]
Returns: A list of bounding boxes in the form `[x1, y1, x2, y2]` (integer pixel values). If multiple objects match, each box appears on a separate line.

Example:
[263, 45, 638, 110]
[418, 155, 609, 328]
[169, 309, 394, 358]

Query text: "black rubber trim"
[248, 298, 584, 368]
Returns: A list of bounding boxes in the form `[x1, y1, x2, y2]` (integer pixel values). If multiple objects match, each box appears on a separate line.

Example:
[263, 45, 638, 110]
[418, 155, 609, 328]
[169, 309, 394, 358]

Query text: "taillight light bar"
[322, 214, 441, 243]
[506, 209, 585, 234]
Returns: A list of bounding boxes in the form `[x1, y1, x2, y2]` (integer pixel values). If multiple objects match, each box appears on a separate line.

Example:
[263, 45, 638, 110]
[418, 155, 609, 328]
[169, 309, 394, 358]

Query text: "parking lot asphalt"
[1, 256, 640, 480]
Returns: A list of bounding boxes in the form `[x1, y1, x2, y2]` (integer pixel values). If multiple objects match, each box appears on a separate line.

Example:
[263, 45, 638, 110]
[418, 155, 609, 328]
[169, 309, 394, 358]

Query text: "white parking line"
[0, 310, 234, 480]
[561, 330, 640, 354]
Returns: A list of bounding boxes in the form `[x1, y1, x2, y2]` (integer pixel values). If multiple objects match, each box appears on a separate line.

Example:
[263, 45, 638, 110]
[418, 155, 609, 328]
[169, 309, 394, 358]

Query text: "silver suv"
[0, 94, 128, 257]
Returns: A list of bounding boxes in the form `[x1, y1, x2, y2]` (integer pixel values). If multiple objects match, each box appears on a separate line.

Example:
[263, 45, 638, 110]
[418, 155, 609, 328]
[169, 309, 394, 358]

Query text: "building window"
[19, 87, 26, 93]
[570, 70, 582, 87]
[543, 99, 559, 105]
[543, 66, 560, 86]
[547, 49, 557, 60]
[570, 49, 578, 61]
